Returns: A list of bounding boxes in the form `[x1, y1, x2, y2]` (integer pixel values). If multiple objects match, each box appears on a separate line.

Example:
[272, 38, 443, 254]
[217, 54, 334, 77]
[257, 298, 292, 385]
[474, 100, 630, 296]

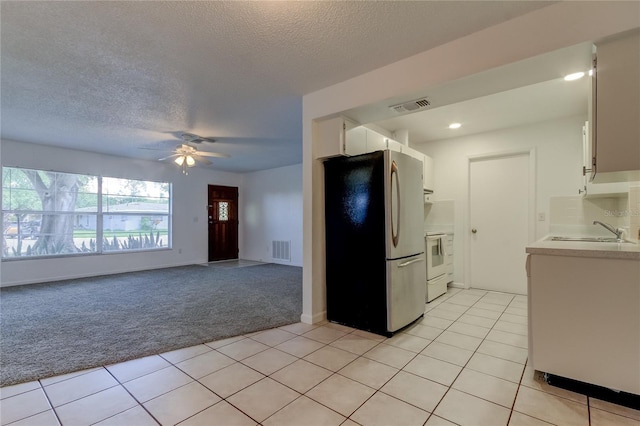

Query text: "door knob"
[471, 229, 477, 234]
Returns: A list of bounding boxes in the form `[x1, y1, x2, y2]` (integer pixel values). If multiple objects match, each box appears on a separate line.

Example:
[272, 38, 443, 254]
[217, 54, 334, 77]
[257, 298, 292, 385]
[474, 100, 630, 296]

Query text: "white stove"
[425, 232, 447, 302]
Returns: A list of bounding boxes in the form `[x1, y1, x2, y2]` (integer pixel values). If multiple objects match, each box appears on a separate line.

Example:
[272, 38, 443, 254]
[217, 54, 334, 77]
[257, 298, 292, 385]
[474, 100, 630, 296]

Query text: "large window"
[2, 167, 171, 259]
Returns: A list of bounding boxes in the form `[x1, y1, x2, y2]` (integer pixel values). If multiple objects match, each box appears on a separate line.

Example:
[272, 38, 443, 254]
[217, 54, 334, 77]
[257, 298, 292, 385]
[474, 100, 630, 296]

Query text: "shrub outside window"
[2, 167, 171, 258]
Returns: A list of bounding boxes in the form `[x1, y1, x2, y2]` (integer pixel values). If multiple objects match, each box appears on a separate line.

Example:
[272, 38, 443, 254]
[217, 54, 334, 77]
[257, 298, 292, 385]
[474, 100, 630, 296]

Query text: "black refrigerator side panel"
[324, 151, 388, 335]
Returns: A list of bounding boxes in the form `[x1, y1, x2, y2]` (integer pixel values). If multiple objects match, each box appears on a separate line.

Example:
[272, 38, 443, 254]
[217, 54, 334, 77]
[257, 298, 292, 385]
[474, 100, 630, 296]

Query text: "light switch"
[538, 213, 546, 221]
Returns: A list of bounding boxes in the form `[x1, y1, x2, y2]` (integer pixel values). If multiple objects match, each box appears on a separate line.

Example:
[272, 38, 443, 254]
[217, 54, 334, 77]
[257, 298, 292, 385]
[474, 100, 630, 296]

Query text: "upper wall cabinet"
[315, 117, 434, 193]
[401, 145, 434, 194]
[366, 129, 387, 152]
[591, 30, 640, 183]
[423, 155, 435, 194]
[315, 117, 394, 159]
[315, 117, 366, 159]
[581, 121, 629, 197]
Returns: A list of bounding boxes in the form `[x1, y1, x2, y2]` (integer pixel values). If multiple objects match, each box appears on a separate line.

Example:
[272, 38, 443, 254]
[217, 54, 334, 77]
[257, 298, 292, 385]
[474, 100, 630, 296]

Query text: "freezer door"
[385, 151, 426, 259]
[386, 253, 427, 332]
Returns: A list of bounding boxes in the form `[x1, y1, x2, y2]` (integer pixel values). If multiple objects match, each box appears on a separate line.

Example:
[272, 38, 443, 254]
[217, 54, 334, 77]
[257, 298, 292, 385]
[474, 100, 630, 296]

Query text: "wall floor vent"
[272, 240, 291, 262]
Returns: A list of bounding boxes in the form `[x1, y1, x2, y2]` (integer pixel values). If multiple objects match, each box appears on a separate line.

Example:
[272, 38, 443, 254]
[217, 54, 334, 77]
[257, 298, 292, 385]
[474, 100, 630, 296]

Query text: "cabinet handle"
[471, 229, 477, 234]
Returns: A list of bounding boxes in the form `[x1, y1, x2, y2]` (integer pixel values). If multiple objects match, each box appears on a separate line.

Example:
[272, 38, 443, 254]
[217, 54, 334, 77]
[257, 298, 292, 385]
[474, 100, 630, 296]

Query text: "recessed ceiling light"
[449, 123, 462, 129]
[564, 72, 585, 81]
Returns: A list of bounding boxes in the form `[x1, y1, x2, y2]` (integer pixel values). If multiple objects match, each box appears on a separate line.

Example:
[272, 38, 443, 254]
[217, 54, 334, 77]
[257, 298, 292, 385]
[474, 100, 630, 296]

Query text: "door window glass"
[218, 202, 229, 221]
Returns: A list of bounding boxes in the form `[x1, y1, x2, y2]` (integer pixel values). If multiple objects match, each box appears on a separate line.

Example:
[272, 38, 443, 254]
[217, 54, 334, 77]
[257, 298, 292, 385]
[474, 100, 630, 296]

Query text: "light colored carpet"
[0, 263, 301, 386]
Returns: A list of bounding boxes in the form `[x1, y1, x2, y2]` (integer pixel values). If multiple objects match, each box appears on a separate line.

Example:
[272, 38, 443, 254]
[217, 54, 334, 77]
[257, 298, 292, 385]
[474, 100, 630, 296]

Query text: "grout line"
[101, 368, 162, 425]
[36, 380, 62, 426]
[37, 368, 124, 411]
[506, 355, 530, 426]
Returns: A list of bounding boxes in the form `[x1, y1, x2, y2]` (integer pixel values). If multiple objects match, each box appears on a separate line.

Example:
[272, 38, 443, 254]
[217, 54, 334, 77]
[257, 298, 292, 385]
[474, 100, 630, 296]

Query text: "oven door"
[426, 234, 447, 279]
[427, 273, 448, 302]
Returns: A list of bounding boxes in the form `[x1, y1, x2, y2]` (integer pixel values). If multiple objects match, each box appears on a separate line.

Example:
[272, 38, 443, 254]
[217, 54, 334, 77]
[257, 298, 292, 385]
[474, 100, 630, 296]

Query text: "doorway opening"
[208, 185, 239, 262]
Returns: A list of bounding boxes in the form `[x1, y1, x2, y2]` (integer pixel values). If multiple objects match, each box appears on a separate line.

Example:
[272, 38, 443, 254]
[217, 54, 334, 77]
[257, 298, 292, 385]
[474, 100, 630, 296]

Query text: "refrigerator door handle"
[398, 257, 424, 268]
[390, 160, 400, 247]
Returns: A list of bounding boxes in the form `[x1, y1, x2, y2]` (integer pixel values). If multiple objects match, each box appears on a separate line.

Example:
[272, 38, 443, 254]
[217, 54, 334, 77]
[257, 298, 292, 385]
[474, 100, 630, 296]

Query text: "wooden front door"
[208, 185, 239, 262]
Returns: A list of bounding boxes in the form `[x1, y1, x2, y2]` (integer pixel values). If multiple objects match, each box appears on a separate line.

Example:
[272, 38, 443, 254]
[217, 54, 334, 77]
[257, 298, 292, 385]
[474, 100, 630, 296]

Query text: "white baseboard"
[449, 281, 466, 289]
[301, 310, 326, 325]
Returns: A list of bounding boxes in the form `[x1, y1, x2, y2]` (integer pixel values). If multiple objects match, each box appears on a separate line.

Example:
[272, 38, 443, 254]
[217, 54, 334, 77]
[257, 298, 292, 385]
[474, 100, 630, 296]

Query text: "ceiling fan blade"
[191, 154, 212, 166]
[197, 136, 217, 143]
[196, 151, 230, 158]
[158, 154, 179, 161]
[138, 146, 170, 151]
[182, 132, 216, 144]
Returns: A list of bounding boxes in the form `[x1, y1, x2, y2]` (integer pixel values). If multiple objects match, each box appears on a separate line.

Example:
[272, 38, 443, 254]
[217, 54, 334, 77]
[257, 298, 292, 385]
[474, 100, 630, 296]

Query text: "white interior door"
[470, 153, 530, 294]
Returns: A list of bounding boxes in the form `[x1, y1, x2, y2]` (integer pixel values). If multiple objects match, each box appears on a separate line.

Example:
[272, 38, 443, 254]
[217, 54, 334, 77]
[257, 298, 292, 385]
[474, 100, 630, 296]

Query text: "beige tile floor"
[2, 288, 639, 426]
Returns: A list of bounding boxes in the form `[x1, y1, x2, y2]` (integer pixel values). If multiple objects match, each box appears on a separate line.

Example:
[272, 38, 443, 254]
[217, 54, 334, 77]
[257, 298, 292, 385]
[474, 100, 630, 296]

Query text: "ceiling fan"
[156, 133, 229, 174]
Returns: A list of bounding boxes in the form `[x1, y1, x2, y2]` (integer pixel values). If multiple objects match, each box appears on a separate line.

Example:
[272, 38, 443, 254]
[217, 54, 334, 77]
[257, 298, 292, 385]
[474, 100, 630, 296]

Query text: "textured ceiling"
[1, 1, 553, 172]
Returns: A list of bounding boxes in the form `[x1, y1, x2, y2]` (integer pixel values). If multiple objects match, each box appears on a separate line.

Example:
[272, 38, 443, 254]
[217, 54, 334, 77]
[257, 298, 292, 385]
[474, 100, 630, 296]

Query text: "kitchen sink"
[548, 236, 634, 243]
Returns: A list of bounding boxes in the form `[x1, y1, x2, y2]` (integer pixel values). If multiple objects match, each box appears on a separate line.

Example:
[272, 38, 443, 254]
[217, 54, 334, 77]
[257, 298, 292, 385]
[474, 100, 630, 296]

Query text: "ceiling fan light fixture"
[174, 155, 185, 166]
[185, 155, 195, 166]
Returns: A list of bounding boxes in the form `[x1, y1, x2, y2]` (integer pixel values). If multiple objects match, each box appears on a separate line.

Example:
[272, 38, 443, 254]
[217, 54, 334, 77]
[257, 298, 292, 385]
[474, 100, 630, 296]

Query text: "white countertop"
[526, 236, 640, 260]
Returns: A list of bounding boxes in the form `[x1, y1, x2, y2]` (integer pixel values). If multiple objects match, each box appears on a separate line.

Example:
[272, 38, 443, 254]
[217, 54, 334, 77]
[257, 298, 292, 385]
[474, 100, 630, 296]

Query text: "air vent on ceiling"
[390, 98, 431, 114]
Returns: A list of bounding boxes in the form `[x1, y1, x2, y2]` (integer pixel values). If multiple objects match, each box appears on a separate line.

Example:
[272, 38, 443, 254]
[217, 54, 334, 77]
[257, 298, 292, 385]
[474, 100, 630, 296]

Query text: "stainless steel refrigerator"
[324, 150, 426, 336]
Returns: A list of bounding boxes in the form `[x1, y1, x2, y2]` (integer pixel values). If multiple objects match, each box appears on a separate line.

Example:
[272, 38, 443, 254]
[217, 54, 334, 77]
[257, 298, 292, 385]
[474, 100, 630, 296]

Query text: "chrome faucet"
[593, 220, 623, 241]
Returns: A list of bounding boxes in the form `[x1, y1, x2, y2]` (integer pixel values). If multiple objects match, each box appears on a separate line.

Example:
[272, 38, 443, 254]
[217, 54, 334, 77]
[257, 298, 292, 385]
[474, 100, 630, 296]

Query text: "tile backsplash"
[549, 195, 635, 240]
[424, 199, 455, 234]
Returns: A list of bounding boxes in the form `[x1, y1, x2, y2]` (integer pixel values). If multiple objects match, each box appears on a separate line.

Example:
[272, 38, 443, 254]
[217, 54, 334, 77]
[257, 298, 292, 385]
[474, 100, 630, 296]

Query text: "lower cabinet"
[446, 234, 453, 283]
[527, 253, 640, 395]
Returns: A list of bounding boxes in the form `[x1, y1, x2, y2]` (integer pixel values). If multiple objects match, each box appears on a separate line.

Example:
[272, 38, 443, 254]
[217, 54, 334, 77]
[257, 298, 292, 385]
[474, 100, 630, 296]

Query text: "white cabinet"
[527, 253, 640, 395]
[423, 155, 434, 194]
[315, 117, 366, 159]
[591, 30, 640, 183]
[386, 138, 404, 153]
[445, 234, 453, 283]
[366, 129, 387, 152]
[315, 117, 398, 159]
[315, 119, 436, 193]
[400, 145, 434, 194]
[581, 122, 630, 197]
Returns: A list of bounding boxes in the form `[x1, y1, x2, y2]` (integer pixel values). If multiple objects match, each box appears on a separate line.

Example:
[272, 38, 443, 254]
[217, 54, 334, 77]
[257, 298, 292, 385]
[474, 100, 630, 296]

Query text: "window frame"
[2, 167, 172, 260]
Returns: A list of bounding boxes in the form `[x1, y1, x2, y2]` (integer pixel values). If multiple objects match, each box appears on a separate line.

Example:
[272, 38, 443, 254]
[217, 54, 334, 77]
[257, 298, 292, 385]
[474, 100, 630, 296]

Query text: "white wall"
[0, 139, 244, 286]
[414, 114, 585, 286]
[302, 2, 640, 324]
[242, 164, 303, 267]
